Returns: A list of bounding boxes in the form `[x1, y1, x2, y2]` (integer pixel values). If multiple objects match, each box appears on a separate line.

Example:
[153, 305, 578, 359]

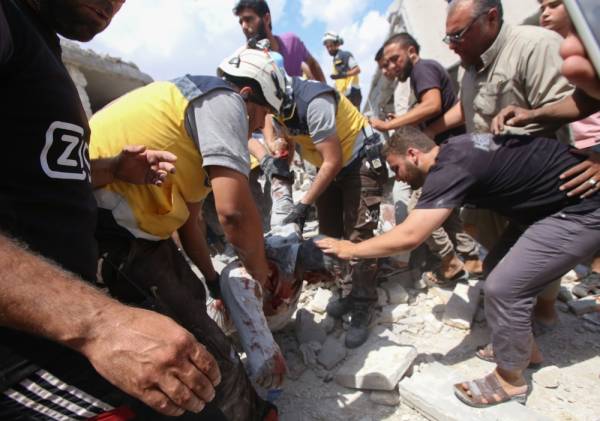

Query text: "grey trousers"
[484, 208, 600, 371]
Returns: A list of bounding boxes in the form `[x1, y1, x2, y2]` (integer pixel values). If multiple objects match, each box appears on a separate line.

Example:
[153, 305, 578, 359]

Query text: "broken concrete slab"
[533, 365, 560, 389]
[317, 336, 347, 370]
[378, 304, 410, 324]
[370, 390, 400, 406]
[295, 308, 327, 344]
[398, 363, 552, 421]
[443, 281, 482, 330]
[309, 288, 334, 314]
[377, 287, 389, 307]
[334, 337, 417, 391]
[429, 286, 453, 305]
[381, 281, 409, 305]
[568, 296, 600, 316]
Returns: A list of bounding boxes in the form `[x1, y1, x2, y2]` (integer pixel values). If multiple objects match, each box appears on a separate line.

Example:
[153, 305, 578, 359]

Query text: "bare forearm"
[383, 103, 441, 131]
[220, 207, 269, 284]
[0, 234, 121, 352]
[533, 90, 600, 124]
[301, 161, 340, 205]
[425, 102, 465, 137]
[91, 156, 119, 188]
[178, 219, 217, 282]
[344, 66, 360, 78]
[308, 59, 326, 83]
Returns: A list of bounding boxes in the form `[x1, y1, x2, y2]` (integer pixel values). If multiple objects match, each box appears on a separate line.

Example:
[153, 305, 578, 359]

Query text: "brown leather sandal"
[454, 373, 528, 408]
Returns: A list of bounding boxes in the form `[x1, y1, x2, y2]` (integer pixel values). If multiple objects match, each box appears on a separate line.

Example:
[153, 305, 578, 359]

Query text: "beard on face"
[247, 17, 268, 41]
[405, 160, 426, 190]
[396, 58, 413, 82]
[328, 48, 338, 57]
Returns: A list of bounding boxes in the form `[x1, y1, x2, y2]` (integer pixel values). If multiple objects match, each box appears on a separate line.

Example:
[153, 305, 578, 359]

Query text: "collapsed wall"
[61, 40, 153, 117]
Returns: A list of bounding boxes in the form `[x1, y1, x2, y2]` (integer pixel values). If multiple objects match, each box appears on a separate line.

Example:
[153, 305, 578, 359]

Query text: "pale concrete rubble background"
[61, 39, 152, 118]
[66, 1, 600, 419]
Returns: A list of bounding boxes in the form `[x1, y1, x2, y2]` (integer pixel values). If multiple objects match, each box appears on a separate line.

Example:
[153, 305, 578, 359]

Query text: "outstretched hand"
[560, 151, 600, 198]
[83, 306, 221, 417]
[490, 105, 536, 134]
[115, 145, 177, 186]
[369, 117, 388, 131]
[315, 237, 356, 260]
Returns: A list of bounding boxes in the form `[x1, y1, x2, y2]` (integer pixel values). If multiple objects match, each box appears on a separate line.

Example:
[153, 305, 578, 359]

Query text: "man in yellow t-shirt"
[260, 67, 387, 349]
[323, 31, 362, 109]
[90, 49, 285, 421]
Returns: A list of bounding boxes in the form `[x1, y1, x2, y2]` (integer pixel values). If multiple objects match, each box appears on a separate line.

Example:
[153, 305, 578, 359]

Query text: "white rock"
[309, 288, 334, 314]
[533, 366, 560, 389]
[378, 304, 410, 324]
[381, 281, 409, 304]
[398, 363, 552, 421]
[335, 338, 417, 391]
[377, 287, 389, 306]
[317, 336, 347, 370]
[442, 281, 482, 330]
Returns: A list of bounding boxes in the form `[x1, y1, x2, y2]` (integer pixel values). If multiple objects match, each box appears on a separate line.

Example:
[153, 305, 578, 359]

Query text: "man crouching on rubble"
[208, 138, 347, 392]
[90, 48, 286, 420]
[317, 126, 600, 408]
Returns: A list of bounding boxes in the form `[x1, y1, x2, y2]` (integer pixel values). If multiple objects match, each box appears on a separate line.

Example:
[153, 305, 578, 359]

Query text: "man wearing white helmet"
[249, 57, 388, 348]
[323, 31, 362, 108]
[89, 48, 284, 421]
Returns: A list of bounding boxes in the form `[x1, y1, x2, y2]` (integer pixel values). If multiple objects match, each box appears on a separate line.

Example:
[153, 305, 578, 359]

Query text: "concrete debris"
[398, 363, 552, 421]
[442, 281, 483, 330]
[370, 389, 401, 406]
[560, 269, 579, 284]
[377, 287, 389, 307]
[335, 337, 417, 391]
[299, 341, 322, 367]
[378, 304, 410, 324]
[429, 286, 454, 305]
[557, 285, 576, 303]
[532, 366, 560, 389]
[295, 308, 327, 344]
[309, 288, 334, 314]
[568, 296, 600, 316]
[381, 281, 409, 305]
[318, 314, 337, 334]
[317, 336, 347, 370]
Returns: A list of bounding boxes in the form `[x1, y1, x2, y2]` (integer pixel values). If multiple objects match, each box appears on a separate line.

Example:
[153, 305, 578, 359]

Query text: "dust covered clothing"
[90, 76, 250, 239]
[279, 77, 387, 301]
[91, 76, 273, 420]
[415, 134, 600, 371]
[331, 49, 361, 107]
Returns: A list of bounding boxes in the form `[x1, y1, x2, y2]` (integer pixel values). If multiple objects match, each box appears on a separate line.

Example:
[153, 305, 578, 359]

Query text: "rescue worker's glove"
[281, 202, 310, 231]
[330, 73, 347, 80]
[206, 273, 222, 300]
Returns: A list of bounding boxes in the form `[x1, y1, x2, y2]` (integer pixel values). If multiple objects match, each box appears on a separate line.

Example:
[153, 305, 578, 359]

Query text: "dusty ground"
[271, 271, 600, 421]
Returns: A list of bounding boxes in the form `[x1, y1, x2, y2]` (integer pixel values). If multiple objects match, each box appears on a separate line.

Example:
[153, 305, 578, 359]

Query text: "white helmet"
[322, 31, 343, 45]
[218, 48, 288, 115]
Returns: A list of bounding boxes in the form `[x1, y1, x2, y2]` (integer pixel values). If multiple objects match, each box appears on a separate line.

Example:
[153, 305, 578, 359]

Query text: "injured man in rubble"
[207, 144, 348, 391]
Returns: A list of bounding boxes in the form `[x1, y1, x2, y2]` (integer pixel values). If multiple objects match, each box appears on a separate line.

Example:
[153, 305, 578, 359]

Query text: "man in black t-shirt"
[370, 32, 482, 284]
[0, 1, 242, 420]
[317, 126, 600, 408]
